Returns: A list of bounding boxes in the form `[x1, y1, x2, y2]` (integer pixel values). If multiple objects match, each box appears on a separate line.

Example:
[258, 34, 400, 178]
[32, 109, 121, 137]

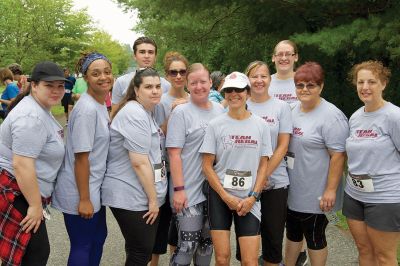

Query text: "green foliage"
[336, 211, 349, 230]
[0, 0, 132, 76]
[86, 31, 131, 75]
[117, 0, 400, 117]
[51, 104, 65, 117]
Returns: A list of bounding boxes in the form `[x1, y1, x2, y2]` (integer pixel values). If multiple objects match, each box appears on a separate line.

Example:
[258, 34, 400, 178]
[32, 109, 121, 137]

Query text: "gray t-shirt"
[112, 71, 171, 104]
[0, 95, 65, 197]
[154, 93, 177, 127]
[345, 102, 400, 203]
[166, 101, 224, 208]
[247, 98, 292, 188]
[52, 93, 110, 215]
[199, 113, 273, 221]
[102, 101, 167, 211]
[269, 74, 298, 106]
[288, 99, 349, 214]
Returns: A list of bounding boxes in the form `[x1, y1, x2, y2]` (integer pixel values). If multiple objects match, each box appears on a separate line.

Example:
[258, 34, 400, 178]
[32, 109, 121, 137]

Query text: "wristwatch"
[248, 191, 261, 201]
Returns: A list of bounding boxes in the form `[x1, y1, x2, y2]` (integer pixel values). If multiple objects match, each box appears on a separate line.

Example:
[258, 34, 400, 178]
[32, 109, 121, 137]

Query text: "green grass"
[397, 245, 400, 265]
[51, 104, 64, 117]
[336, 211, 349, 230]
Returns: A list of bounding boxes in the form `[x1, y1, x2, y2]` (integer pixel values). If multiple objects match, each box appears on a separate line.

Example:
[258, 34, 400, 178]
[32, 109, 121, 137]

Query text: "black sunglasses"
[223, 87, 247, 93]
[168, 69, 187, 77]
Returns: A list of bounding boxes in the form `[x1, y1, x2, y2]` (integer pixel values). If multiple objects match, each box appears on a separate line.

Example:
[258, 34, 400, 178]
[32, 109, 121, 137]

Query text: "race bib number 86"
[223, 169, 252, 190]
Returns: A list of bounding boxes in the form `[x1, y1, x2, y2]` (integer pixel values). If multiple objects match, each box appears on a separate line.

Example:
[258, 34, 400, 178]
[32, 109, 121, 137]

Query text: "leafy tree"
[0, 0, 132, 76]
[116, 0, 400, 116]
[0, 0, 92, 71]
[86, 31, 131, 75]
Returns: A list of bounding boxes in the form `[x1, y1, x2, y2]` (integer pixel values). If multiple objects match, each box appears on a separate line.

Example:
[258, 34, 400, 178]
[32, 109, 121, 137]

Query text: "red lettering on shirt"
[355, 129, 378, 138]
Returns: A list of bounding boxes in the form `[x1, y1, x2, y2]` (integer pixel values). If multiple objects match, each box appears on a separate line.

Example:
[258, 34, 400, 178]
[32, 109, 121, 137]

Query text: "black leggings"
[110, 207, 160, 266]
[6, 195, 50, 266]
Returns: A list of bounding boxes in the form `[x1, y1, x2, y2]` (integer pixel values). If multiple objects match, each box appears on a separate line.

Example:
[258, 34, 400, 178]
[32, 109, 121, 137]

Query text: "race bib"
[348, 173, 374, 192]
[285, 152, 295, 170]
[154, 162, 166, 183]
[223, 169, 252, 190]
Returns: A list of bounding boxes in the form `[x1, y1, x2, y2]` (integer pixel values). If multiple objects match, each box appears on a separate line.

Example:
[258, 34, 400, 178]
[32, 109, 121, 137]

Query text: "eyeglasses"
[168, 69, 187, 77]
[223, 87, 247, 93]
[295, 83, 318, 90]
[274, 52, 296, 58]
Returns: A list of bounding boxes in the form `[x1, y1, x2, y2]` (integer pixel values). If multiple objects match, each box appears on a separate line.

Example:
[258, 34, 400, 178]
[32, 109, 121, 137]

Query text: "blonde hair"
[186, 63, 210, 80]
[273, 40, 298, 55]
[244, 61, 270, 77]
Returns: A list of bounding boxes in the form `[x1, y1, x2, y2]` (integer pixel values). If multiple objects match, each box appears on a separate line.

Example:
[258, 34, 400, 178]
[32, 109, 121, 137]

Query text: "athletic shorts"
[285, 208, 328, 250]
[207, 186, 260, 237]
[61, 93, 73, 110]
[152, 200, 173, 254]
[236, 186, 288, 262]
[342, 192, 400, 232]
[260, 186, 288, 263]
[168, 213, 178, 247]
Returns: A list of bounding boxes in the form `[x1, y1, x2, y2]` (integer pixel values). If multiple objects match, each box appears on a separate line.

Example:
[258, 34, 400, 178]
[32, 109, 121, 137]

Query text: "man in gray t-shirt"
[111, 37, 170, 113]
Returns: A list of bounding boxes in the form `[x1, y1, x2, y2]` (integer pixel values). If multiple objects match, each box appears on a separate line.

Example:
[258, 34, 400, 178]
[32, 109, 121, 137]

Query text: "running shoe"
[295, 251, 308, 266]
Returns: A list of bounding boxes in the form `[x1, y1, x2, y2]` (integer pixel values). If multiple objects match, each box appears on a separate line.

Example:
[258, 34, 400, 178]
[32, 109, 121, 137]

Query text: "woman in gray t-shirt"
[102, 68, 167, 265]
[0, 61, 67, 265]
[269, 40, 299, 106]
[52, 52, 112, 266]
[201, 71, 273, 266]
[343, 61, 400, 265]
[244, 61, 292, 265]
[285, 62, 349, 266]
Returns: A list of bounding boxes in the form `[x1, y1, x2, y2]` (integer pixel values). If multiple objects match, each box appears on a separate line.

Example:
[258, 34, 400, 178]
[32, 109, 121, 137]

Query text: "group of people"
[0, 36, 399, 266]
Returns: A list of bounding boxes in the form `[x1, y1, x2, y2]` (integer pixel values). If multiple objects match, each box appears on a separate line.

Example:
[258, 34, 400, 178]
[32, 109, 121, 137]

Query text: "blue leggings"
[63, 206, 107, 266]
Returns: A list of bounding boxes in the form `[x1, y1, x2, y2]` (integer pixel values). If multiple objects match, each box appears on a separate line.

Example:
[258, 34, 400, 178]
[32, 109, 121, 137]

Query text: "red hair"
[294, 62, 324, 85]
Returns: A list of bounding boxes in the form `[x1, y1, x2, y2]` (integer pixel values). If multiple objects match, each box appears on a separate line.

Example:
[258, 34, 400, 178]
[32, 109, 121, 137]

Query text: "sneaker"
[295, 251, 308, 266]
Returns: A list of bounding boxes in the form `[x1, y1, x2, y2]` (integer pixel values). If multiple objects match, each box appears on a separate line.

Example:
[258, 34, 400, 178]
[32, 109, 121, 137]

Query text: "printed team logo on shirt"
[57, 129, 64, 139]
[273, 93, 297, 102]
[261, 116, 276, 126]
[221, 135, 258, 150]
[293, 127, 304, 137]
[354, 129, 379, 139]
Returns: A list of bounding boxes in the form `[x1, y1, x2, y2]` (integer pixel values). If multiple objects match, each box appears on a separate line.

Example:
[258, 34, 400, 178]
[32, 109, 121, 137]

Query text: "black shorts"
[236, 186, 288, 262]
[61, 93, 73, 111]
[260, 186, 288, 263]
[152, 200, 173, 254]
[342, 192, 400, 232]
[168, 213, 178, 247]
[285, 208, 328, 250]
[152, 173, 177, 254]
[207, 186, 260, 237]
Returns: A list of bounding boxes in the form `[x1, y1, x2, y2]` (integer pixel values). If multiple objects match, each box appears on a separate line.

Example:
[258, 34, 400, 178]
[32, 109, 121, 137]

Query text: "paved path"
[47, 114, 359, 266]
[47, 209, 358, 266]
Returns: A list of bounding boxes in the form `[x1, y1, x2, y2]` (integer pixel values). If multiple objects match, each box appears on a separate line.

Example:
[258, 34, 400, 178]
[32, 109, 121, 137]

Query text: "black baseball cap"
[28, 61, 71, 83]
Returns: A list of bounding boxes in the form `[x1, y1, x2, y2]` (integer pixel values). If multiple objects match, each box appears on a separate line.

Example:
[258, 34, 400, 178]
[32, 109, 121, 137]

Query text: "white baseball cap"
[221, 71, 251, 92]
